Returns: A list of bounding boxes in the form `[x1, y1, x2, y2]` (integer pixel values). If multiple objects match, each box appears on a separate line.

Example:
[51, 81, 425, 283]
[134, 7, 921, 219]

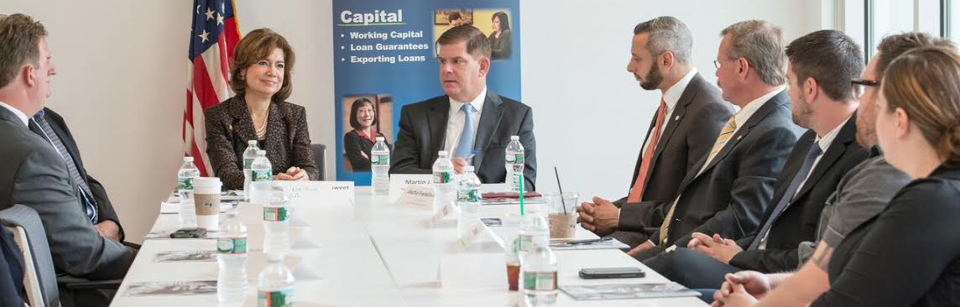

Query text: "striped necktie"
[30, 111, 99, 224]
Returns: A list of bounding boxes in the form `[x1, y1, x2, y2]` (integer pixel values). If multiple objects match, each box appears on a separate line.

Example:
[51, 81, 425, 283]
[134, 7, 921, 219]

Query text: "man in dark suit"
[642, 30, 870, 288]
[577, 16, 735, 247]
[629, 20, 803, 260]
[390, 25, 536, 190]
[36, 108, 125, 242]
[0, 226, 25, 307]
[0, 14, 136, 306]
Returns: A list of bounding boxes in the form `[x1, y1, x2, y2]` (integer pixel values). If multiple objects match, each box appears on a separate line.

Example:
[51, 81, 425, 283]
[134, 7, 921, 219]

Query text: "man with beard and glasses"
[578, 16, 735, 247]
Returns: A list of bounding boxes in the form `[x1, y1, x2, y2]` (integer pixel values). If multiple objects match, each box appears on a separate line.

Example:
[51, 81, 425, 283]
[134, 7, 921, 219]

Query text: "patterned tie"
[658, 116, 737, 243]
[627, 99, 667, 203]
[748, 142, 823, 250]
[30, 110, 99, 224]
[454, 103, 476, 158]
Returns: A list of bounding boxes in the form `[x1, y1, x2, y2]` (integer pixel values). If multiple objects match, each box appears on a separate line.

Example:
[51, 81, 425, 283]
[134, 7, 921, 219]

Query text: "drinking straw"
[554, 167, 568, 215]
[519, 174, 524, 216]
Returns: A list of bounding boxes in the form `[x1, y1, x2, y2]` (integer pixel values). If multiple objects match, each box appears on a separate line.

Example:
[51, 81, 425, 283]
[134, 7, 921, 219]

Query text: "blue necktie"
[748, 142, 822, 250]
[30, 110, 99, 224]
[454, 103, 476, 158]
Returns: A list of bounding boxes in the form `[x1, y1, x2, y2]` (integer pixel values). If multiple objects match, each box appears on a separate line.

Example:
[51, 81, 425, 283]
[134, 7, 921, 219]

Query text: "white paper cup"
[193, 177, 222, 230]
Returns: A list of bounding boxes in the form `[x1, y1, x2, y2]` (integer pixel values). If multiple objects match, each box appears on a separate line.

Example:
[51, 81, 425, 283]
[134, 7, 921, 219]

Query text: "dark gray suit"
[389, 90, 536, 190]
[611, 73, 735, 246]
[0, 106, 136, 281]
[634, 91, 803, 260]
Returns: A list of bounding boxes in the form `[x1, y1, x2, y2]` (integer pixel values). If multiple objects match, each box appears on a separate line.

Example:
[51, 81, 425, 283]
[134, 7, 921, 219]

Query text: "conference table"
[110, 184, 708, 307]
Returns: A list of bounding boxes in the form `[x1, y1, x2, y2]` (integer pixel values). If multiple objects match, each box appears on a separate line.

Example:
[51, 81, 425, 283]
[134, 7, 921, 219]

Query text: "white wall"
[2, 0, 822, 243]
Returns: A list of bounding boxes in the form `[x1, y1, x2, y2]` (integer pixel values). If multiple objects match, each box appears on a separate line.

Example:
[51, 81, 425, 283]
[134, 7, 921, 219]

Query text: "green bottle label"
[217, 237, 247, 254]
[177, 176, 193, 190]
[244, 158, 254, 169]
[433, 171, 452, 184]
[258, 288, 294, 307]
[522, 271, 557, 291]
[457, 189, 482, 203]
[253, 169, 273, 182]
[506, 153, 524, 164]
[263, 207, 289, 222]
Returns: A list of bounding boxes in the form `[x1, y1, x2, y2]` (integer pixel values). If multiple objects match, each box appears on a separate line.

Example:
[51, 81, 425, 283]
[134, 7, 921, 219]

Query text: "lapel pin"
[675, 115, 680, 120]
[737, 135, 743, 141]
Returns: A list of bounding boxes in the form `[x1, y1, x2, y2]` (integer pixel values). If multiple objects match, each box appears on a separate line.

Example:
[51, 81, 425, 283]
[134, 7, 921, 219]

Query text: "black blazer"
[389, 90, 537, 190]
[41, 108, 125, 241]
[0, 226, 24, 307]
[618, 73, 735, 231]
[729, 115, 868, 272]
[343, 130, 390, 172]
[205, 97, 319, 190]
[812, 165, 960, 307]
[641, 91, 803, 256]
[489, 29, 511, 59]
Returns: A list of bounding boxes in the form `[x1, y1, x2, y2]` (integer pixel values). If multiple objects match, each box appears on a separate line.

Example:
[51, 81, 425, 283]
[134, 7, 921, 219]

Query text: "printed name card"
[394, 185, 435, 209]
[274, 181, 355, 204]
[422, 200, 456, 228]
[389, 174, 433, 201]
[455, 221, 487, 251]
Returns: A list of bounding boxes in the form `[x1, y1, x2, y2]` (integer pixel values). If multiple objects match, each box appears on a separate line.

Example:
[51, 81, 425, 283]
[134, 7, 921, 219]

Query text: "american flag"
[183, 0, 240, 176]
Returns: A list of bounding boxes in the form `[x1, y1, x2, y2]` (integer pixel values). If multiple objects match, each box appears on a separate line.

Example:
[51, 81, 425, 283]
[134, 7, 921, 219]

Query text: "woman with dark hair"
[205, 28, 319, 190]
[343, 98, 390, 172]
[489, 11, 511, 59]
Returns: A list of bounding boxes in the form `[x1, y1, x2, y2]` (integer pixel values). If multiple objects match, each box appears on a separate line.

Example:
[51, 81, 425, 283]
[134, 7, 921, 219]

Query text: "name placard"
[389, 174, 433, 201]
[455, 221, 486, 251]
[273, 181, 355, 204]
[394, 185, 434, 209]
[423, 201, 456, 228]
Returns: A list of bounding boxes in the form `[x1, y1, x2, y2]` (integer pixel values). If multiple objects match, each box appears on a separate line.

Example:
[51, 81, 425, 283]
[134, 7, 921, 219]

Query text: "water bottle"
[457, 166, 482, 239]
[258, 257, 295, 307]
[517, 203, 549, 259]
[217, 208, 248, 303]
[505, 135, 525, 192]
[522, 236, 558, 306]
[243, 140, 260, 201]
[250, 150, 273, 205]
[432, 151, 455, 214]
[177, 156, 200, 227]
[263, 190, 291, 258]
[371, 136, 390, 196]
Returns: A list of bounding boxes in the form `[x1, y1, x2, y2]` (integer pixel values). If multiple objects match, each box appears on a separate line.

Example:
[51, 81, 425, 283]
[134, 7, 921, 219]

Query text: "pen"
[566, 237, 612, 245]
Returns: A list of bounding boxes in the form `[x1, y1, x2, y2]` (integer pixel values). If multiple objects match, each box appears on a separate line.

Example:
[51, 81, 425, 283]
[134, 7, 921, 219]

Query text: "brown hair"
[785, 30, 863, 101]
[882, 46, 960, 165]
[0, 13, 48, 88]
[876, 32, 954, 81]
[230, 28, 295, 102]
[720, 20, 786, 86]
[436, 25, 490, 58]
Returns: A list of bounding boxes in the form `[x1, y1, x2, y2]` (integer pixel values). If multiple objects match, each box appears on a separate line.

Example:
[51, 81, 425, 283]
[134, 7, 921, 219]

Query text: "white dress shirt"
[443, 86, 487, 154]
[0, 101, 29, 126]
[640, 68, 698, 158]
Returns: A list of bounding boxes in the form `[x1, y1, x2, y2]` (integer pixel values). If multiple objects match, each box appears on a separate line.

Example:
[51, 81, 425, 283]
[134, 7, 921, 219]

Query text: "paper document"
[124, 280, 217, 296]
[152, 250, 216, 263]
[560, 282, 700, 300]
[549, 238, 629, 251]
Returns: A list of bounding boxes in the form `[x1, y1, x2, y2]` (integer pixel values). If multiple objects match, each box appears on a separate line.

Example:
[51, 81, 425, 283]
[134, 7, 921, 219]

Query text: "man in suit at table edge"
[578, 16, 735, 247]
[0, 13, 137, 306]
[390, 25, 536, 190]
[642, 29, 870, 289]
[630, 19, 805, 260]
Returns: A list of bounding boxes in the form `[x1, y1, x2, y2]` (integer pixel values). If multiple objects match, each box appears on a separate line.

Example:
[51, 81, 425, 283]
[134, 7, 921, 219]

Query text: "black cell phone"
[170, 228, 207, 239]
[579, 267, 646, 279]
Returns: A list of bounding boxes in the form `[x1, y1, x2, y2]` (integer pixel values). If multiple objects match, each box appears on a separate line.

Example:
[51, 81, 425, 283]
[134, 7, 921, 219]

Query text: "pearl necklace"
[254, 107, 269, 140]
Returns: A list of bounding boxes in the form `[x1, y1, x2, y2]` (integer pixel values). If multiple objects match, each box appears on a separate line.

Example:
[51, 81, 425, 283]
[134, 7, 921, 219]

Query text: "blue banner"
[332, 0, 521, 184]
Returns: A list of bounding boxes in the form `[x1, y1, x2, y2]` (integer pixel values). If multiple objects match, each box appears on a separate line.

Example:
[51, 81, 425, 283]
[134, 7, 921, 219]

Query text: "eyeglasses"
[851, 79, 879, 95]
[713, 59, 721, 69]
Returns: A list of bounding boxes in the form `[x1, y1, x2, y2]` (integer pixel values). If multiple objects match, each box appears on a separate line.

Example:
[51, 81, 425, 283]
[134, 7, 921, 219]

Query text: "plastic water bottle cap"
[510, 135, 519, 140]
[248, 140, 258, 145]
[438, 151, 448, 157]
[376, 136, 385, 141]
[184, 156, 194, 162]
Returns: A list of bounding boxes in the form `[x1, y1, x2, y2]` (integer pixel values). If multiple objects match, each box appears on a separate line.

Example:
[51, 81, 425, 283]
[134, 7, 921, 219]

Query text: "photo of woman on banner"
[343, 97, 391, 172]
[489, 11, 511, 59]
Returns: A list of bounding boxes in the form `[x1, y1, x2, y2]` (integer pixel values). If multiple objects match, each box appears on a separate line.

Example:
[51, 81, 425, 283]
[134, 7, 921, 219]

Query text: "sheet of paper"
[394, 185, 434, 209]
[389, 174, 433, 202]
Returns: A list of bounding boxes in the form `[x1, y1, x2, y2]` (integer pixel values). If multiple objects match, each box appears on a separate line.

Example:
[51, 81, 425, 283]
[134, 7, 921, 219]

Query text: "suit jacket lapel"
[264, 102, 285, 154]
[43, 110, 85, 174]
[473, 91, 505, 170]
[791, 113, 858, 202]
[697, 91, 788, 177]
[638, 74, 702, 193]
[427, 98, 450, 163]
[629, 111, 659, 189]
